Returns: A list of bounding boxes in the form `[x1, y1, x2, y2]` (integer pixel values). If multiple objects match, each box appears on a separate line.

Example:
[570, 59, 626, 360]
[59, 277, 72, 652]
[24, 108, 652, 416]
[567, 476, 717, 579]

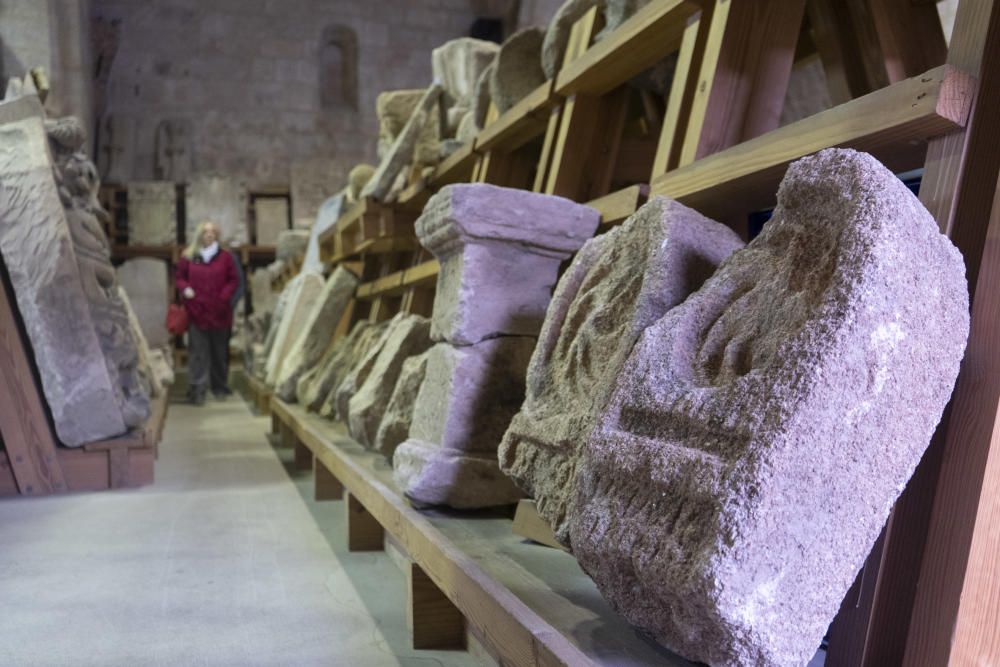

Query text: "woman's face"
[202, 224, 218, 246]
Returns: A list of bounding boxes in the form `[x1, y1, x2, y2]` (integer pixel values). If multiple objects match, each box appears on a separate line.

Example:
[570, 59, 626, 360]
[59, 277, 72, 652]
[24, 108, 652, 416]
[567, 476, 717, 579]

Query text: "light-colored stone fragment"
[302, 194, 344, 273]
[0, 96, 126, 445]
[302, 321, 379, 412]
[127, 181, 176, 246]
[331, 315, 402, 421]
[375, 350, 429, 458]
[276, 229, 310, 263]
[393, 338, 535, 508]
[274, 267, 358, 400]
[417, 183, 599, 345]
[254, 197, 289, 246]
[490, 28, 546, 114]
[472, 63, 494, 129]
[264, 271, 324, 386]
[117, 286, 163, 398]
[116, 257, 172, 349]
[376, 90, 424, 159]
[347, 164, 376, 203]
[185, 174, 249, 246]
[432, 37, 498, 137]
[250, 268, 275, 317]
[363, 85, 443, 202]
[542, 0, 602, 79]
[570, 149, 969, 667]
[254, 275, 299, 378]
[499, 197, 743, 546]
[348, 315, 432, 449]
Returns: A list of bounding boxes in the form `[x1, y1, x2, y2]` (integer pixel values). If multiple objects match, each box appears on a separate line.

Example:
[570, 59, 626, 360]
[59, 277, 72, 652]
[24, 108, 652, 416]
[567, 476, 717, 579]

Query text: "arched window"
[320, 25, 358, 110]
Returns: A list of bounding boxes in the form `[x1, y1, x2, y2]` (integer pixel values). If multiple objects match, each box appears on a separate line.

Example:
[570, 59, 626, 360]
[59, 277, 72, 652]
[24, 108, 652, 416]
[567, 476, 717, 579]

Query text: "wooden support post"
[346, 492, 383, 551]
[294, 439, 311, 471]
[407, 562, 465, 650]
[867, 0, 947, 84]
[806, 0, 890, 104]
[279, 421, 296, 449]
[271, 412, 281, 436]
[314, 457, 344, 501]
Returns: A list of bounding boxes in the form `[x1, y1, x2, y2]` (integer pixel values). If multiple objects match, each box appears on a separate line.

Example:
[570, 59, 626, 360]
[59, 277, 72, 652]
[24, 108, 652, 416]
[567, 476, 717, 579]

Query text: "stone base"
[393, 439, 523, 509]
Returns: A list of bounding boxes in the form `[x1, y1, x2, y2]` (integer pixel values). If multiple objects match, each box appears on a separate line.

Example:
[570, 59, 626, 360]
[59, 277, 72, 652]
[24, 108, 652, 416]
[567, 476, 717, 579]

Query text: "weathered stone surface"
[472, 63, 493, 130]
[375, 350, 429, 458]
[347, 164, 375, 203]
[302, 321, 379, 412]
[303, 194, 344, 273]
[116, 257, 172, 349]
[250, 268, 275, 317]
[254, 197, 289, 246]
[542, 0, 602, 79]
[569, 149, 969, 667]
[276, 229, 310, 262]
[598, 0, 652, 38]
[127, 181, 176, 246]
[432, 38, 498, 137]
[364, 85, 443, 202]
[456, 111, 478, 144]
[117, 286, 163, 398]
[0, 96, 127, 446]
[499, 196, 743, 546]
[417, 184, 599, 344]
[393, 337, 534, 508]
[331, 315, 402, 421]
[185, 174, 249, 245]
[48, 114, 150, 431]
[490, 28, 546, 114]
[148, 347, 174, 390]
[254, 271, 299, 378]
[376, 89, 425, 159]
[264, 271, 324, 386]
[348, 315, 432, 449]
[275, 267, 358, 400]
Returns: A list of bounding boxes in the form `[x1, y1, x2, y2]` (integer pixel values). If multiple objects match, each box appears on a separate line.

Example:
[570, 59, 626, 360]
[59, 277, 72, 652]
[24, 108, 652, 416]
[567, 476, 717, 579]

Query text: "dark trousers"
[188, 324, 230, 394]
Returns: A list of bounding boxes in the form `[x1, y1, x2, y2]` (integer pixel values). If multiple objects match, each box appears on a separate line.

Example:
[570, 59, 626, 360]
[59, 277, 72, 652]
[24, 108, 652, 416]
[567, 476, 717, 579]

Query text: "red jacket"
[175, 249, 239, 331]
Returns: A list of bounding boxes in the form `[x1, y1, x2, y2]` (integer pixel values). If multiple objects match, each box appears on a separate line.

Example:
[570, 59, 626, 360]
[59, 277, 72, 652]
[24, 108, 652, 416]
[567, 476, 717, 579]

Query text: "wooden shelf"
[269, 397, 690, 667]
[476, 81, 558, 154]
[555, 0, 699, 96]
[356, 259, 439, 301]
[587, 184, 649, 226]
[650, 64, 973, 220]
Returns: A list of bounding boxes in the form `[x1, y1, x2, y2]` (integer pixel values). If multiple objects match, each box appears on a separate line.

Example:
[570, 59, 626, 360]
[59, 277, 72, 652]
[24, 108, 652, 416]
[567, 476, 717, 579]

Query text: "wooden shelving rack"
[258, 0, 1000, 664]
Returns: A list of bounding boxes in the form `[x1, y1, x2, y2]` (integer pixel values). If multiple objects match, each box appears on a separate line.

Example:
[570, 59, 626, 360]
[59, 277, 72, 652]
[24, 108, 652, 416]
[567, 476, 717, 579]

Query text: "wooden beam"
[868, 0, 948, 83]
[475, 82, 556, 154]
[806, 0, 890, 104]
[651, 12, 701, 175]
[407, 562, 466, 649]
[678, 0, 807, 166]
[511, 500, 565, 550]
[430, 141, 479, 187]
[346, 492, 384, 551]
[555, 0, 698, 96]
[650, 64, 973, 221]
[587, 184, 648, 225]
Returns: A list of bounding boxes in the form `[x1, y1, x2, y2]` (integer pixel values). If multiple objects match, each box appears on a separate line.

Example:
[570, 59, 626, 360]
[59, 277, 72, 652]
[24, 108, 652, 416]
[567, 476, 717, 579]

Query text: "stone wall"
[92, 0, 483, 192]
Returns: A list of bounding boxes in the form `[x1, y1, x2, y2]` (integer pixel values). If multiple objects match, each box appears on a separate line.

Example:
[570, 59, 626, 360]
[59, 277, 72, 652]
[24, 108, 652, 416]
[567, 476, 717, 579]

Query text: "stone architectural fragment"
[376, 89, 425, 159]
[432, 38, 498, 136]
[542, 0, 601, 79]
[347, 164, 375, 203]
[276, 229, 310, 262]
[303, 321, 380, 412]
[254, 197, 289, 246]
[347, 315, 432, 449]
[490, 28, 546, 113]
[185, 174, 249, 245]
[118, 286, 165, 398]
[375, 350, 429, 458]
[127, 181, 176, 246]
[274, 267, 358, 400]
[250, 268, 275, 317]
[417, 184, 599, 345]
[264, 271, 324, 386]
[500, 197, 743, 546]
[254, 275, 299, 378]
[363, 85, 443, 202]
[472, 64, 493, 130]
[0, 96, 131, 446]
[330, 315, 401, 420]
[569, 150, 969, 667]
[393, 338, 535, 508]
[116, 257, 172, 349]
[303, 194, 344, 273]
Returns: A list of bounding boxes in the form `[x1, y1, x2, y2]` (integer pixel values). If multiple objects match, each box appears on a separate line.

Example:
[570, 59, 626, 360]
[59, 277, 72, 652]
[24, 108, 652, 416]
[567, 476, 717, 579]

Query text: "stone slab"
[393, 337, 536, 508]
[374, 350, 429, 459]
[254, 197, 289, 246]
[303, 193, 345, 273]
[274, 267, 358, 400]
[127, 181, 176, 246]
[303, 321, 381, 413]
[264, 271, 324, 386]
[416, 183, 599, 344]
[490, 27, 546, 114]
[569, 149, 969, 667]
[347, 315, 432, 449]
[331, 314, 402, 421]
[185, 174, 249, 246]
[116, 257, 172, 349]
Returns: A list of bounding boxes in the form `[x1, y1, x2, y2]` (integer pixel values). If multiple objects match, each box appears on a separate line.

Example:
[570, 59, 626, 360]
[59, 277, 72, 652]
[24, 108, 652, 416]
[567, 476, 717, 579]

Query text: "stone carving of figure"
[46, 115, 150, 428]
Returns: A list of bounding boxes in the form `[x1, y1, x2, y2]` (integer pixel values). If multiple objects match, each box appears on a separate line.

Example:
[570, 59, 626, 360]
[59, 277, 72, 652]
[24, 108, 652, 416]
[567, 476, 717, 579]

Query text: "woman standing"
[175, 221, 239, 404]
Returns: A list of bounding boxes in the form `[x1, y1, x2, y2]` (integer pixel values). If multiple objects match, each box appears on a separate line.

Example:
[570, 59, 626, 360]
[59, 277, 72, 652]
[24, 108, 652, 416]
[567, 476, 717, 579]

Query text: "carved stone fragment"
[500, 197, 743, 546]
[116, 257, 172, 349]
[490, 28, 546, 114]
[304, 321, 383, 413]
[374, 350, 429, 458]
[264, 271, 324, 386]
[570, 149, 969, 667]
[127, 181, 176, 246]
[347, 315, 432, 449]
[274, 267, 358, 400]
[417, 183, 599, 345]
[331, 314, 402, 421]
[185, 174, 249, 245]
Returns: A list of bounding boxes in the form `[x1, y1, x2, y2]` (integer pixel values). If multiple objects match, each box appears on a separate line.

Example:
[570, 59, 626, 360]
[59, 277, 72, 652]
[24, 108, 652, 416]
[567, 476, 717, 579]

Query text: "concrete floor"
[0, 396, 481, 667]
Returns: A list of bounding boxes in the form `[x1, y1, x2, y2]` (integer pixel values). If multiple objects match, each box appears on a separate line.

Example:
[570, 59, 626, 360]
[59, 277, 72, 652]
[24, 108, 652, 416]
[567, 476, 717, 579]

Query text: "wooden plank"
[650, 65, 973, 221]
[476, 81, 556, 154]
[868, 0, 947, 84]
[555, 0, 698, 96]
[314, 457, 344, 501]
[806, 0, 889, 104]
[0, 264, 66, 494]
[408, 562, 466, 649]
[431, 141, 479, 187]
[0, 450, 18, 496]
[678, 0, 806, 166]
[511, 500, 564, 551]
[587, 184, 647, 225]
[346, 492, 384, 551]
[401, 259, 440, 289]
[651, 12, 701, 176]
